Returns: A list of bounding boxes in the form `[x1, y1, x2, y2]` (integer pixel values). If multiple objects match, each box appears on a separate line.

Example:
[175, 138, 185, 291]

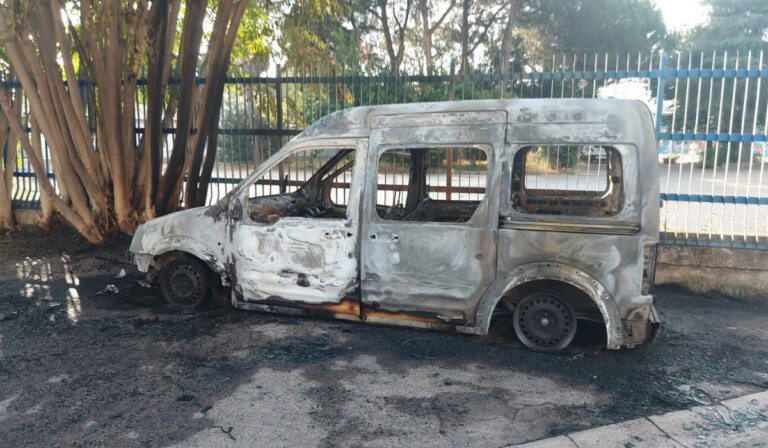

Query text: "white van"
[130, 99, 660, 352]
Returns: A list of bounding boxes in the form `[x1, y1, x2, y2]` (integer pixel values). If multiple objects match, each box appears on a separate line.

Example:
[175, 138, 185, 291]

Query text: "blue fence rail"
[5, 51, 768, 249]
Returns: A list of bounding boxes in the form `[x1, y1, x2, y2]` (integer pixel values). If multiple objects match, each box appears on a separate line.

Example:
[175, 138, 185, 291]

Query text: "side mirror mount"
[231, 198, 243, 221]
[279, 174, 289, 193]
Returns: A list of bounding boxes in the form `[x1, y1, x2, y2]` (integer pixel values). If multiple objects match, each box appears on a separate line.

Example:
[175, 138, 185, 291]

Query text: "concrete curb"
[507, 390, 768, 448]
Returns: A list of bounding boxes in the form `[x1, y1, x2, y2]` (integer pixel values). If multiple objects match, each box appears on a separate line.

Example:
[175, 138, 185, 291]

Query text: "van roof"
[294, 98, 655, 144]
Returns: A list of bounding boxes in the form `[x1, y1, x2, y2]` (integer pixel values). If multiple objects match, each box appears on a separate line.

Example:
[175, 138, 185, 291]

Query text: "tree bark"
[156, 0, 209, 215]
[0, 88, 102, 243]
[193, 0, 248, 207]
[0, 0, 246, 240]
[141, 0, 170, 215]
[419, 0, 433, 74]
[0, 89, 17, 231]
[419, 0, 455, 75]
[459, 0, 470, 77]
[375, 0, 412, 76]
[499, 0, 517, 92]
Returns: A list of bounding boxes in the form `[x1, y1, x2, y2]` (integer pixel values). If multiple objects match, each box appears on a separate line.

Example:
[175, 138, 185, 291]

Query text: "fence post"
[446, 59, 456, 200]
[655, 51, 667, 138]
[276, 64, 285, 192]
[276, 64, 283, 150]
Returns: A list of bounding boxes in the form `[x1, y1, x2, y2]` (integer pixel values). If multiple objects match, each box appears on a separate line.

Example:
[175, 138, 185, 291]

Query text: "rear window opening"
[511, 145, 624, 217]
[376, 146, 488, 223]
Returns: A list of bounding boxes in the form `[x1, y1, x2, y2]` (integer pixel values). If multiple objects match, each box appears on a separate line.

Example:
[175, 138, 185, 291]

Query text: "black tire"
[513, 292, 577, 352]
[159, 257, 210, 308]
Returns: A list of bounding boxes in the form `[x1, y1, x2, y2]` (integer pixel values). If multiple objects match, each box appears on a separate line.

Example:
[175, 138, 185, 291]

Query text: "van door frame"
[226, 138, 368, 315]
[359, 112, 507, 327]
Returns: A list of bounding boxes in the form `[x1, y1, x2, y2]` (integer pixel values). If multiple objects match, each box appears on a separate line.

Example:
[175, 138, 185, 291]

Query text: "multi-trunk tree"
[0, 0, 247, 242]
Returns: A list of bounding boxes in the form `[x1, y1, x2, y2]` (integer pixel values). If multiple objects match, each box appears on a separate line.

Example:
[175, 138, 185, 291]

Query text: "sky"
[653, 0, 709, 31]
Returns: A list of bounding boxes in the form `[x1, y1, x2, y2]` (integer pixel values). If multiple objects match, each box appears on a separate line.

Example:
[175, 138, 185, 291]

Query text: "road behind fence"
[4, 51, 768, 249]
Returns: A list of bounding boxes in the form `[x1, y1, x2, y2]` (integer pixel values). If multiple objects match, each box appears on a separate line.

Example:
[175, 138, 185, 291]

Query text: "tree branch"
[430, 0, 455, 33]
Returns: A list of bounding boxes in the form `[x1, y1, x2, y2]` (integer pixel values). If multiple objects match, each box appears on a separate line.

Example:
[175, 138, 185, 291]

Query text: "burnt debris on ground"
[0, 230, 767, 447]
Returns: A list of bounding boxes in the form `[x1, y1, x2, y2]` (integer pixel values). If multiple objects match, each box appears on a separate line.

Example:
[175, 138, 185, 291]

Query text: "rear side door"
[360, 112, 506, 326]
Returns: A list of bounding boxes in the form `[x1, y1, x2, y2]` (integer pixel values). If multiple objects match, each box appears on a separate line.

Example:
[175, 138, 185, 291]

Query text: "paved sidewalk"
[509, 390, 768, 448]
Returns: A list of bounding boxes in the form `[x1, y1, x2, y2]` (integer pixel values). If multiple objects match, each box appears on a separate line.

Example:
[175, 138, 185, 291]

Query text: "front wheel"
[513, 292, 577, 352]
[159, 257, 210, 308]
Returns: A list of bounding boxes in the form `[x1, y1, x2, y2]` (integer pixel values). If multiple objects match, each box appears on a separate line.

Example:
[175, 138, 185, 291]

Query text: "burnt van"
[130, 99, 660, 352]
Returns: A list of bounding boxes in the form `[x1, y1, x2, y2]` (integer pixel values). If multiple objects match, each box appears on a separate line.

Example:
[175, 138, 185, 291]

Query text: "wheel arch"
[142, 236, 228, 285]
[476, 262, 624, 348]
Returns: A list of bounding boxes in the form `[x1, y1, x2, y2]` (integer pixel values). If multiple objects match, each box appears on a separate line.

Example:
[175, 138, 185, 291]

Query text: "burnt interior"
[510, 146, 624, 217]
[376, 148, 484, 223]
[247, 149, 354, 223]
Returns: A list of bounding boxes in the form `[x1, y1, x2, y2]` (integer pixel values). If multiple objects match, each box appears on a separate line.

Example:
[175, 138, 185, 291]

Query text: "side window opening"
[246, 148, 355, 223]
[376, 146, 488, 223]
[511, 145, 624, 217]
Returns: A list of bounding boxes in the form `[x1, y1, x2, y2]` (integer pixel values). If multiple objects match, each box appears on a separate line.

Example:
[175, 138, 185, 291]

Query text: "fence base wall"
[656, 245, 768, 300]
[13, 209, 38, 227]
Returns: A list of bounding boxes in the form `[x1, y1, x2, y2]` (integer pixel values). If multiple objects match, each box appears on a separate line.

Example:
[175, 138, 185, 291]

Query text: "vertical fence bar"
[449, 59, 456, 102]
[275, 64, 285, 193]
[733, 51, 752, 239]
[751, 51, 765, 242]
[664, 52, 681, 237]
[710, 52, 727, 240]
[655, 51, 667, 138]
[759, 53, 768, 243]
[677, 53, 692, 239]
[697, 52, 716, 239]
[721, 52, 739, 240]
[446, 59, 455, 199]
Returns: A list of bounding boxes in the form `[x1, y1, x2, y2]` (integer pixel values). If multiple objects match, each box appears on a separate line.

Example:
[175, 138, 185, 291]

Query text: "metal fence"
[5, 51, 768, 249]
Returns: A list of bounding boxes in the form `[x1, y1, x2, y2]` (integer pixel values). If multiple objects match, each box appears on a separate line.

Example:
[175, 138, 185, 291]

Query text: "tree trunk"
[193, 0, 248, 207]
[141, 0, 170, 215]
[419, 0, 433, 75]
[0, 92, 16, 231]
[378, 2, 399, 75]
[30, 118, 55, 228]
[459, 0, 471, 77]
[419, 0, 454, 75]
[156, 0, 209, 215]
[136, 0, 181, 219]
[499, 0, 517, 92]
[0, 88, 102, 243]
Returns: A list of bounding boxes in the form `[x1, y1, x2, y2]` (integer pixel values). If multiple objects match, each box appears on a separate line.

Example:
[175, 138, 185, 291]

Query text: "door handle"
[325, 230, 350, 239]
[368, 233, 398, 242]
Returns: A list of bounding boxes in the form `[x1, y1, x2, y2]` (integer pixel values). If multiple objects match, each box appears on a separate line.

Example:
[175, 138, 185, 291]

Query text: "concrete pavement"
[509, 390, 768, 448]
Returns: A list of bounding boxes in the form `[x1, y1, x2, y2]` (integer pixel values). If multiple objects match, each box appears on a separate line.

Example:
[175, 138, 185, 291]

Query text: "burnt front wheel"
[513, 293, 577, 352]
[159, 257, 210, 308]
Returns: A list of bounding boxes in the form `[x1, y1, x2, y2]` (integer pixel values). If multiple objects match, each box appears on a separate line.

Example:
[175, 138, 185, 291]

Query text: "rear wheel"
[513, 292, 577, 352]
[159, 257, 210, 308]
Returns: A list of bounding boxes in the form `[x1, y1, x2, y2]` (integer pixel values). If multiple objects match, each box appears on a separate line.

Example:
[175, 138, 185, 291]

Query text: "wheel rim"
[164, 263, 205, 307]
[513, 294, 577, 352]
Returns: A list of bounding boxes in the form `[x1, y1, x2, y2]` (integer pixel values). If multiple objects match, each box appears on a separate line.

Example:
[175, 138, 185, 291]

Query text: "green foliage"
[686, 0, 768, 54]
[698, 142, 741, 169]
[662, 1, 768, 168]
[527, 146, 581, 171]
[546, 146, 581, 170]
[518, 0, 667, 59]
[231, 2, 272, 67]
